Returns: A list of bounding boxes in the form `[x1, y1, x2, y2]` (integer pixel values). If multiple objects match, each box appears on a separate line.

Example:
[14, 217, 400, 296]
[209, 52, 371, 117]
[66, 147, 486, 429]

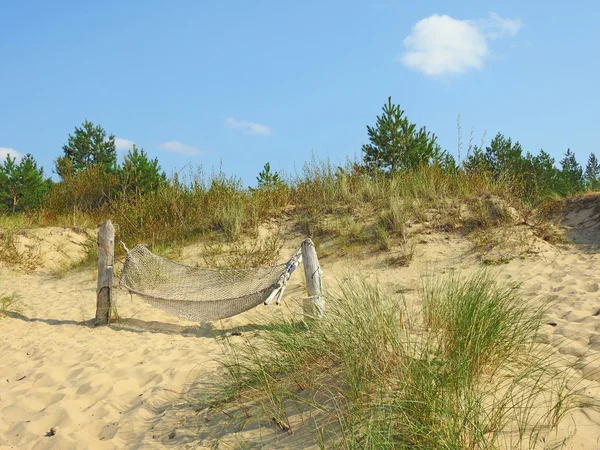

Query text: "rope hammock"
[119, 245, 302, 322]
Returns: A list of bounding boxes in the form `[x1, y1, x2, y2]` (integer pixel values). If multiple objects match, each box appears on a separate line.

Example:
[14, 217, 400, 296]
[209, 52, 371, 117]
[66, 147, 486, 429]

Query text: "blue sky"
[1, 1, 599, 185]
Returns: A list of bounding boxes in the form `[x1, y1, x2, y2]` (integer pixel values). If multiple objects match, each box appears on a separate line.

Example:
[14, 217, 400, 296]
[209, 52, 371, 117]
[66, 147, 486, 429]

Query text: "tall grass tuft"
[204, 272, 590, 449]
[0, 291, 20, 317]
[422, 271, 545, 380]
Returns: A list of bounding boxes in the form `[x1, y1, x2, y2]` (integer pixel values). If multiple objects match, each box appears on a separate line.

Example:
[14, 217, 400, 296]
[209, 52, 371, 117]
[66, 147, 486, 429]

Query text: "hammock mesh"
[119, 245, 298, 322]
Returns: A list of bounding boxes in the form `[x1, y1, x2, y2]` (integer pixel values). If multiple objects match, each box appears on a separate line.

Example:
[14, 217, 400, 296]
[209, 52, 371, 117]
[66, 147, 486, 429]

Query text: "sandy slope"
[3, 201, 600, 448]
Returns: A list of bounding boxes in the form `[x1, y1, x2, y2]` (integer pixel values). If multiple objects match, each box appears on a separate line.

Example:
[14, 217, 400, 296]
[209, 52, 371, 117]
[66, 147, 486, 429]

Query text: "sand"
[3, 201, 600, 448]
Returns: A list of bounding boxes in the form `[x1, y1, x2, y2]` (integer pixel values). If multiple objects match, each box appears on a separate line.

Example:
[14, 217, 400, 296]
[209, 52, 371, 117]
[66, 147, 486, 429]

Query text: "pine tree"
[56, 120, 117, 178]
[484, 133, 525, 179]
[559, 148, 584, 195]
[362, 97, 442, 172]
[255, 162, 282, 190]
[0, 154, 50, 212]
[523, 150, 561, 198]
[119, 145, 166, 196]
[584, 152, 600, 190]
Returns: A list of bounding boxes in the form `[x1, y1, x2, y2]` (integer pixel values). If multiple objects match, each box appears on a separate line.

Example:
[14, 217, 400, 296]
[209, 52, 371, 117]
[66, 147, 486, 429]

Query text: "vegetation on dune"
[0, 98, 596, 258]
[0, 154, 51, 213]
[0, 290, 20, 318]
[188, 272, 589, 448]
[55, 119, 118, 179]
[362, 96, 448, 172]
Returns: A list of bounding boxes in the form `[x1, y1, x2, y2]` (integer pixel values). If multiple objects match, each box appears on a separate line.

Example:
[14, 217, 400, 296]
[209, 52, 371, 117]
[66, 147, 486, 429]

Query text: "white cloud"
[159, 141, 201, 156]
[0, 147, 23, 162]
[399, 13, 521, 78]
[477, 12, 522, 39]
[225, 117, 272, 136]
[114, 137, 135, 151]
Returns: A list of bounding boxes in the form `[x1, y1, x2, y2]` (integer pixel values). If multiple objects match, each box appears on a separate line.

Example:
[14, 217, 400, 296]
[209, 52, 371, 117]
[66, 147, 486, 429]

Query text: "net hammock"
[119, 244, 302, 322]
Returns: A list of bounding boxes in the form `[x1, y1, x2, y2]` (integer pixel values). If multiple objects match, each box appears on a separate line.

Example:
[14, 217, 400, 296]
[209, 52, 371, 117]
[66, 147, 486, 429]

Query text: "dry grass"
[0, 227, 43, 271]
[201, 233, 285, 269]
[0, 157, 565, 268]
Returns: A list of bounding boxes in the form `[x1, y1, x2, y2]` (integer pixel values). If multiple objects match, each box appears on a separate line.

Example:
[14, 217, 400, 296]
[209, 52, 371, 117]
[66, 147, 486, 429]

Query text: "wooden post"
[95, 220, 115, 325]
[301, 238, 324, 320]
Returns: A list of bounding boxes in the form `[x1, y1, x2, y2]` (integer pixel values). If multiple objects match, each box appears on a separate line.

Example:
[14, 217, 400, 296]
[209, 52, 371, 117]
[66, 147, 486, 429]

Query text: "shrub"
[46, 166, 118, 215]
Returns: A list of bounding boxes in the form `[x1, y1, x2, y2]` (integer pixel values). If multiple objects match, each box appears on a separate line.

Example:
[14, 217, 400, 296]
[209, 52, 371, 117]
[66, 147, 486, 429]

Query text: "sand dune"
[3, 199, 600, 448]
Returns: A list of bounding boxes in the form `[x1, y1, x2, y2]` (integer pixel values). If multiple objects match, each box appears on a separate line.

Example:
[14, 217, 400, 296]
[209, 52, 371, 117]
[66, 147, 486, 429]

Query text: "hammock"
[119, 244, 302, 322]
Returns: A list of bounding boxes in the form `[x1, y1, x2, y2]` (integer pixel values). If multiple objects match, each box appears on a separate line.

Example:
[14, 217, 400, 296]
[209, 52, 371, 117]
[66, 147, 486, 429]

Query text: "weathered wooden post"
[301, 238, 324, 320]
[95, 220, 115, 325]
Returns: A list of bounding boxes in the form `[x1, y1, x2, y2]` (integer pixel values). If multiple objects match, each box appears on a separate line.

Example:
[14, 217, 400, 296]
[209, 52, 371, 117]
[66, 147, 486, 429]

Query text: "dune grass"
[199, 271, 590, 449]
[0, 157, 565, 274]
[18, 158, 560, 260]
[0, 291, 20, 318]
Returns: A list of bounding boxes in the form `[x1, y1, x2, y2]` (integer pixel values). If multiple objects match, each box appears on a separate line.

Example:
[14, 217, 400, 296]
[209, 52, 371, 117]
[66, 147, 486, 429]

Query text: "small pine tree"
[56, 120, 117, 179]
[119, 145, 167, 196]
[0, 154, 50, 212]
[463, 146, 489, 174]
[362, 97, 442, 172]
[527, 149, 560, 196]
[254, 162, 283, 190]
[584, 152, 600, 191]
[484, 133, 526, 179]
[559, 148, 584, 195]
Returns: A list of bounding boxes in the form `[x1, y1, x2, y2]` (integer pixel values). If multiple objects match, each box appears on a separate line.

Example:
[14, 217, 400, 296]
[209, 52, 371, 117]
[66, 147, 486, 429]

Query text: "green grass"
[0, 213, 35, 229]
[198, 271, 591, 449]
[0, 291, 20, 317]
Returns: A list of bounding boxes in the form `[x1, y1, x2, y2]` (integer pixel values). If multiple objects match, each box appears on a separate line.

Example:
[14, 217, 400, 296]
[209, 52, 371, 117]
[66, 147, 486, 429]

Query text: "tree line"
[360, 97, 598, 201]
[0, 120, 166, 213]
[1, 101, 598, 214]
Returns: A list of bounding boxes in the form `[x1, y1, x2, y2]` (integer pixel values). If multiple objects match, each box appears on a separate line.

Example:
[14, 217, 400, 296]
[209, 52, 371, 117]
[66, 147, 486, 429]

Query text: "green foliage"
[558, 148, 584, 195]
[0, 291, 19, 317]
[56, 120, 117, 179]
[46, 165, 118, 214]
[118, 145, 167, 196]
[462, 146, 488, 174]
[485, 133, 526, 178]
[464, 133, 526, 180]
[585, 152, 600, 190]
[525, 149, 561, 198]
[423, 271, 544, 379]
[0, 154, 51, 212]
[253, 162, 283, 190]
[211, 274, 584, 448]
[362, 97, 442, 172]
[462, 133, 586, 203]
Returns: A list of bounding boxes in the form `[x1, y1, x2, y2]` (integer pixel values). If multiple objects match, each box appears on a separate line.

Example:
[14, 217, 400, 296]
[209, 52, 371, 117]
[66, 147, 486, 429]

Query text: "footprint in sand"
[585, 283, 600, 293]
[581, 363, 600, 384]
[562, 277, 578, 286]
